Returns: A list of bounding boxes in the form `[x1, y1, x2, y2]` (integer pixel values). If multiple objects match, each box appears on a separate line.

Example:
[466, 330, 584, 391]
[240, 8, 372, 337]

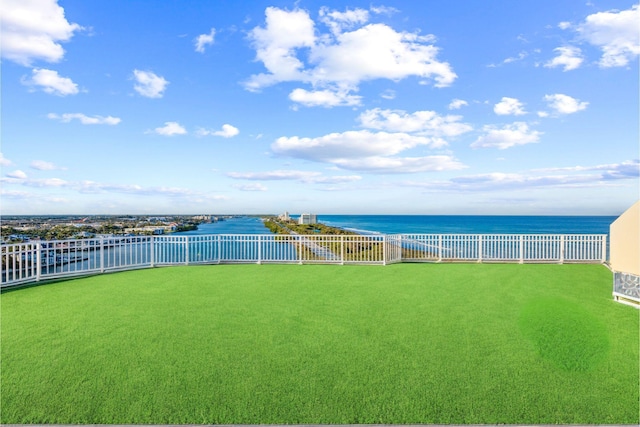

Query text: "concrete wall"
[610, 201, 640, 276]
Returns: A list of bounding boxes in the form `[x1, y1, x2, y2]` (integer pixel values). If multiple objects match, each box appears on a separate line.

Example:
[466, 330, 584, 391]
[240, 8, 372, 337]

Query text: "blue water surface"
[319, 215, 616, 235]
[176, 215, 616, 236]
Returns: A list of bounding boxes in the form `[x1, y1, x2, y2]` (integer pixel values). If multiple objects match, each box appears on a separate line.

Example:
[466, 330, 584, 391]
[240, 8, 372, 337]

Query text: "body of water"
[318, 215, 616, 235]
[178, 216, 271, 235]
[177, 215, 616, 236]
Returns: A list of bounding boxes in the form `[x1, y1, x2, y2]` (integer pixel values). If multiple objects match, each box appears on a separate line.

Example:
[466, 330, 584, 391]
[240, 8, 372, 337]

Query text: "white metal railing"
[1, 233, 607, 288]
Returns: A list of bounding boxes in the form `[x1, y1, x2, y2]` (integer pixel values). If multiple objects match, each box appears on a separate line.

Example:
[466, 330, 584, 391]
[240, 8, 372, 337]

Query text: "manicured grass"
[1, 264, 638, 424]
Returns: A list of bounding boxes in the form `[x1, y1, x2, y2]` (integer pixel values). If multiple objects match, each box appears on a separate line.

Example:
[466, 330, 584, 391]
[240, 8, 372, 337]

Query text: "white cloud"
[534, 159, 639, 179]
[246, 7, 316, 90]
[228, 169, 362, 184]
[319, 6, 369, 35]
[503, 51, 528, 64]
[132, 69, 168, 98]
[405, 159, 639, 192]
[270, 129, 466, 174]
[1, 174, 231, 202]
[151, 122, 187, 136]
[332, 155, 466, 174]
[493, 97, 526, 116]
[544, 46, 584, 71]
[30, 160, 66, 170]
[358, 108, 472, 138]
[0, 0, 82, 66]
[576, 4, 640, 67]
[310, 23, 455, 88]
[471, 122, 541, 149]
[195, 28, 215, 53]
[272, 130, 443, 162]
[289, 88, 362, 107]
[22, 68, 78, 96]
[448, 99, 468, 110]
[487, 51, 528, 68]
[197, 124, 239, 138]
[558, 21, 572, 30]
[6, 170, 28, 179]
[0, 153, 13, 167]
[380, 89, 396, 100]
[543, 94, 589, 114]
[245, 7, 456, 104]
[233, 183, 268, 191]
[47, 113, 121, 125]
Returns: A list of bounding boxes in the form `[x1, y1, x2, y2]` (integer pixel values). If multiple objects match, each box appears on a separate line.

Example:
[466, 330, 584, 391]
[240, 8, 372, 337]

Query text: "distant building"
[298, 213, 317, 225]
[278, 211, 290, 221]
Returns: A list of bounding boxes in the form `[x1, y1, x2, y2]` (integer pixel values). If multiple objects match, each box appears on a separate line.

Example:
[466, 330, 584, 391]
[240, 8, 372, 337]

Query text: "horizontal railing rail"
[1, 233, 607, 288]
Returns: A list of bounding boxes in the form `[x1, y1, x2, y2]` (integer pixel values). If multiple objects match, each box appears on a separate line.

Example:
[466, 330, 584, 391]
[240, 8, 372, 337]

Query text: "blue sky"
[1, 0, 638, 215]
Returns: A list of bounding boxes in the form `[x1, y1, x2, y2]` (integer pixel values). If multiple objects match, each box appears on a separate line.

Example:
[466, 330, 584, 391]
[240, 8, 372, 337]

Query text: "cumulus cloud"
[544, 46, 584, 71]
[358, 108, 472, 138]
[493, 97, 526, 116]
[448, 99, 468, 110]
[471, 122, 541, 149]
[576, 4, 640, 67]
[30, 160, 66, 170]
[197, 124, 240, 138]
[543, 94, 589, 114]
[133, 69, 168, 98]
[47, 113, 121, 125]
[272, 130, 443, 162]
[151, 122, 187, 136]
[270, 129, 467, 174]
[22, 68, 78, 96]
[245, 6, 456, 105]
[195, 28, 215, 53]
[246, 7, 315, 90]
[289, 88, 362, 107]
[319, 6, 369, 35]
[0, 0, 82, 66]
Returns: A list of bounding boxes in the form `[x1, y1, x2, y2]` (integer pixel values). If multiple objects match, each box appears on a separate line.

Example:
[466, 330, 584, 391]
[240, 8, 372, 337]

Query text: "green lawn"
[1, 264, 638, 424]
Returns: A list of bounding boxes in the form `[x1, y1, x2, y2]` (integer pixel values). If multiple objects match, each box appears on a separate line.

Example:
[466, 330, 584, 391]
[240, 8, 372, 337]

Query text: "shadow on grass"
[519, 297, 610, 372]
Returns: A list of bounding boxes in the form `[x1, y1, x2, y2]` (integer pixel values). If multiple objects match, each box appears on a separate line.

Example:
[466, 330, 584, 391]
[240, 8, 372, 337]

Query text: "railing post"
[519, 235, 524, 264]
[559, 235, 565, 264]
[382, 235, 386, 265]
[341, 235, 345, 265]
[100, 237, 105, 273]
[478, 235, 483, 263]
[217, 235, 221, 264]
[185, 236, 189, 266]
[438, 234, 442, 262]
[298, 236, 302, 264]
[257, 235, 262, 265]
[150, 236, 155, 267]
[601, 235, 607, 263]
[36, 243, 42, 282]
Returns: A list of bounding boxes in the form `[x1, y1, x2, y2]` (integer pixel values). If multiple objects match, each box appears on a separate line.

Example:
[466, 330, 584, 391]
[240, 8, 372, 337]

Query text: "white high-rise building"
[298, 213, 317, 225]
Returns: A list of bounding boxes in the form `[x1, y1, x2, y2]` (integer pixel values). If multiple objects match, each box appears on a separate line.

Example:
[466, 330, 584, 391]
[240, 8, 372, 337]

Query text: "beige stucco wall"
[610, 201, 640, 275]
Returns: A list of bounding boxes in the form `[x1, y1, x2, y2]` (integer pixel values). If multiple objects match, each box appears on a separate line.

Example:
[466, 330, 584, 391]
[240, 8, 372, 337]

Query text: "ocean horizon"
[178, 215, 617, 236]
